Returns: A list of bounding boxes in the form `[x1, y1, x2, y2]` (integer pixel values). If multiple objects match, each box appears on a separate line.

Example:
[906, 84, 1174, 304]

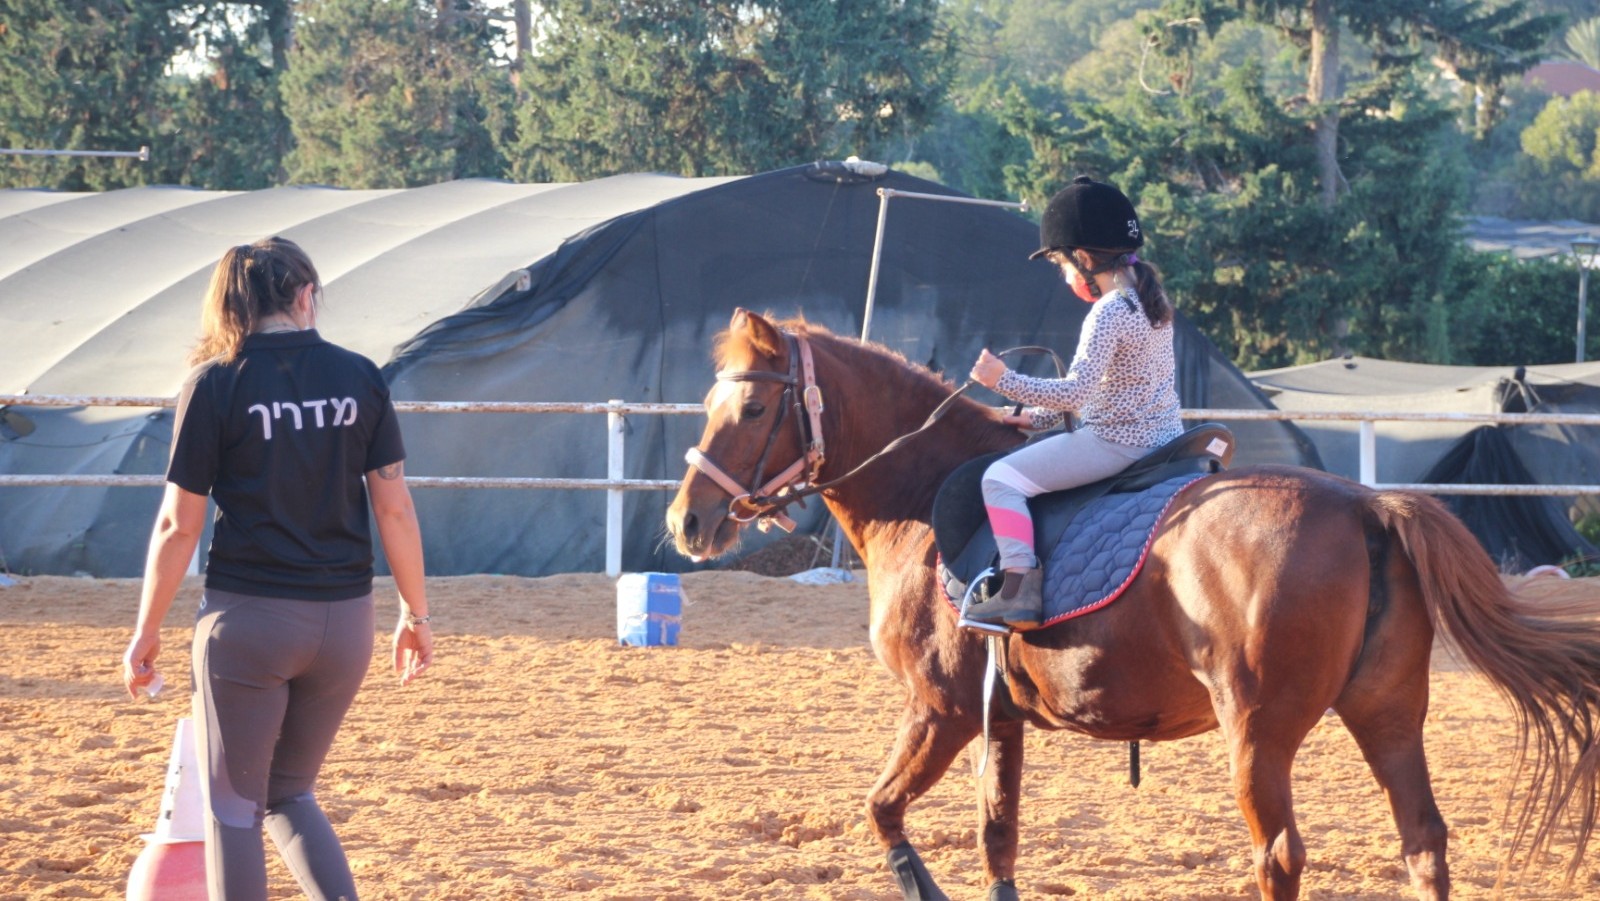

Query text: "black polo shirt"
[167, 330, 406, 600]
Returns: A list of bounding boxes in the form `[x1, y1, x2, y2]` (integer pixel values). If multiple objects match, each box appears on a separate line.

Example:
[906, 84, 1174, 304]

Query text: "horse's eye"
[741, 401, 765, 420]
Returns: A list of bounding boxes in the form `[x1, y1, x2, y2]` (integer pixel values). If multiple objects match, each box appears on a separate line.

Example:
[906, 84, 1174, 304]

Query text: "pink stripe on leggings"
[986, 505, 1034, 549]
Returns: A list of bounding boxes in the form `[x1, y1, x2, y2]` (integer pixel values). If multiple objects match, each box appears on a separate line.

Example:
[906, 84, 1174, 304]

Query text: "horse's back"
[1153, 464, 1378, 623]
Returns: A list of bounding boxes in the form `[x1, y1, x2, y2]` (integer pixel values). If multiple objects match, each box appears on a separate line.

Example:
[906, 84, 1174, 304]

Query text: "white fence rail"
[3, 395, 1599, 575]
[0, 395, 700, 576]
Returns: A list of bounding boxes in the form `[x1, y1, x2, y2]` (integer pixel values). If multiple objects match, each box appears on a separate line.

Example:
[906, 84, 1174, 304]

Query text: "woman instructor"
[121, 236, 432, 900]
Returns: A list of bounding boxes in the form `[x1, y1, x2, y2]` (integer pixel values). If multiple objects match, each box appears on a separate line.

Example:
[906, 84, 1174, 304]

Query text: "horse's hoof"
[987, 879, 1020, 901]
[885, 841, 949, 900]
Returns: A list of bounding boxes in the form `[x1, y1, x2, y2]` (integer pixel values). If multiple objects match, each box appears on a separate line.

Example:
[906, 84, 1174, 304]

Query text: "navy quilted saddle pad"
[933, 425, 1232, 624]
[1033, 472, 1202, 624]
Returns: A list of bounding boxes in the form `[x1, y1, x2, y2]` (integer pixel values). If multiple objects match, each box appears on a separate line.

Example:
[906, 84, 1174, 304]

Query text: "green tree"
[281, 0, 508, 188]
[1562, 16, 1600, 71]
[996, 50, 1488, 368]
[508, 0, 955, 181]
[158, 2, 295, 189]
[1446, 252, 1588, 365]
[0, 0, 191, 190]
[909, 77, 1046, 201]
[1536, 0, 1598, 32]
[910, 0, 1158, 199]
[1510, 91, 1600, 222]
[939, 0, 1147, 85]
[1153, 0, 1559, 209]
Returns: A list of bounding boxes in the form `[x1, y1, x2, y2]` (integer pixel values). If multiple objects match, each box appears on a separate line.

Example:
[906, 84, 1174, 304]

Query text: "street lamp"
[1575, 239, 1600, 364]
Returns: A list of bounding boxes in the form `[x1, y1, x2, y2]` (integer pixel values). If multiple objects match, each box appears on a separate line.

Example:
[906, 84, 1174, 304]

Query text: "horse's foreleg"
[868, 703, 980, 901]
[967, 718, 1024, 901]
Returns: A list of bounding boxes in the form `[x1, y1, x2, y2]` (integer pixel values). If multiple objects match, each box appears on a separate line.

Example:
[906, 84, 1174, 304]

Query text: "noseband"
[684, 332, 826, 532]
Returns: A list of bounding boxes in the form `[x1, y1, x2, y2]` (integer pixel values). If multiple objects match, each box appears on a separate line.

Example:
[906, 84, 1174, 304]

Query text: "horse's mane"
[715, 314, 1018, 449]
[719, 316, 952, 407]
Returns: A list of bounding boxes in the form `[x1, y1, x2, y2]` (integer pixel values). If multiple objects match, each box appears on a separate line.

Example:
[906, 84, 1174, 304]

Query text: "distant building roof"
[1523, 60, 1600, 97]
[1463, 216, 1600, 268]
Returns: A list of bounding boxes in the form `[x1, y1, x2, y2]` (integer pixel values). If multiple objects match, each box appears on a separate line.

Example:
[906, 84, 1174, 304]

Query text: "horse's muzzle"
[665, 495, 740, 561]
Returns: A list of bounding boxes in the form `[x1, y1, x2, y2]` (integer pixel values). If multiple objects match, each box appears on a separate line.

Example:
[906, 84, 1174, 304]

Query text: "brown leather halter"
[684, 332, 826, 533]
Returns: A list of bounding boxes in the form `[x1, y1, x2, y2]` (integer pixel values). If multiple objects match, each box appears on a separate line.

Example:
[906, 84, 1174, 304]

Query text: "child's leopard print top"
[993, 287, 1184, 448]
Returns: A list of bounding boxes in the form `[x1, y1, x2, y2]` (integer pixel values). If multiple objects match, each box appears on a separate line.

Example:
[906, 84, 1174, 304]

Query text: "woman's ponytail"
[192, 246, 254, 365]
[191, 238, 321, 365]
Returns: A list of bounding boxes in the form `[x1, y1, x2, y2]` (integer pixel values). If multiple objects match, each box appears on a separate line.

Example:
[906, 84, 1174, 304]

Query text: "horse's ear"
[731, 307, 785, 358]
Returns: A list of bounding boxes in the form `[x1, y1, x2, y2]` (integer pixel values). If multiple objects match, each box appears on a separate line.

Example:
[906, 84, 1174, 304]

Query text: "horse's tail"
[1372, 489, 1600, 879]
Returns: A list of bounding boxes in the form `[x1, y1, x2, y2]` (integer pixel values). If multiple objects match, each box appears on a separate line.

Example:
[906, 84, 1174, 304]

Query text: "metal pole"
[1579, 265, 1589, 364]
[851, 186, 1030, 566]
[3, 146, 149, 161]
[606, 400, 625, 578]
[861, 190, 893, 342]
[1358, 420, 1377, 487]
[873, 188, 1032, 210]
[859, 187, 1030, 344]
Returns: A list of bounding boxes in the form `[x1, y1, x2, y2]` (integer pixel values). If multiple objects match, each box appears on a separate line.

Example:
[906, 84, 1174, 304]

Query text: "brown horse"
[665, 309, 1600, 901]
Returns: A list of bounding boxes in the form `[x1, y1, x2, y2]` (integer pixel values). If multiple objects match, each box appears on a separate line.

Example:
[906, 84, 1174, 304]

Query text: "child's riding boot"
[969, 568, 1044, 630]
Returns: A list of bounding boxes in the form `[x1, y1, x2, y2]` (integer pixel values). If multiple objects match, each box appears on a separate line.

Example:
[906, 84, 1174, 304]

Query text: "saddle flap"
[932, 451, 1006, 584]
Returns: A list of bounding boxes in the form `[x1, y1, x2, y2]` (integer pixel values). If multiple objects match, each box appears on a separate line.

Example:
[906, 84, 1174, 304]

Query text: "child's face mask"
[1060, 259, 1097, 303]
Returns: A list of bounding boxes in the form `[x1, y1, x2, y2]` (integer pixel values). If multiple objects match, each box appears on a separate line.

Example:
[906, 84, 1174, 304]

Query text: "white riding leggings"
[191, 588, 374, 901]
[982, 429, 1150, 571]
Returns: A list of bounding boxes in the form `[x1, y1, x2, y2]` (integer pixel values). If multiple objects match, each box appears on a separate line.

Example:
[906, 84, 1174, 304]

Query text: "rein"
[686, 331, 1064, 533]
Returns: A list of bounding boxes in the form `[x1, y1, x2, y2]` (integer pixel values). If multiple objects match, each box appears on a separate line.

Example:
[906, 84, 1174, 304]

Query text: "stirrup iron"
[957, 567, 1009, 635]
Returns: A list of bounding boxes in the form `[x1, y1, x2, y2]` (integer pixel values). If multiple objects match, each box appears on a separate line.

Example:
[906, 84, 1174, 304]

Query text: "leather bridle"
[684, 332, 826, 533]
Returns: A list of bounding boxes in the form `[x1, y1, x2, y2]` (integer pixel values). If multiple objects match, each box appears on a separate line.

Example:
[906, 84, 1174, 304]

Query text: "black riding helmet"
[1028, 175, 1144, 260]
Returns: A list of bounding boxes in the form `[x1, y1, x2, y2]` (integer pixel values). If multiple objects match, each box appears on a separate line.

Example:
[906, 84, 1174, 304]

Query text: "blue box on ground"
[616, 572, 682, 646]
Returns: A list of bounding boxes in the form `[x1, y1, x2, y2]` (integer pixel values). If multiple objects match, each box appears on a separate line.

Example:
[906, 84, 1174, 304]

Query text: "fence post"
[606, 400, 625, 578]
[1358, 420, 1377, 486]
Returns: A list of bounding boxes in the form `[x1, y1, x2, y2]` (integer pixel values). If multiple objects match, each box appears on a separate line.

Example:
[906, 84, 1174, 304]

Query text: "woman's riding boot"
[969, 568, 1044, 630]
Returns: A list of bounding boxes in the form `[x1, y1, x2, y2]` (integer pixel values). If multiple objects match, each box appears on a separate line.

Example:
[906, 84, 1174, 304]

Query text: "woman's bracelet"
[402, 611, 431, 626]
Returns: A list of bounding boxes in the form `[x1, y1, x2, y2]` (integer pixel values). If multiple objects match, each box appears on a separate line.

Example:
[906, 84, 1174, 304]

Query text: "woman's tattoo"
[377, 462, 403, 480]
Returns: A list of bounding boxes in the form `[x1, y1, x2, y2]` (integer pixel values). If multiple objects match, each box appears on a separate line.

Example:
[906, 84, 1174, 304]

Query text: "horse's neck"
[811, 341, 1018, 572]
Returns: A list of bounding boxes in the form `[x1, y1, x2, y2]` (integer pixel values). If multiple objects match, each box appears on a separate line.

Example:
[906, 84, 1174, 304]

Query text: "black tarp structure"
[378, 163, 1319, 575]
[1251, 357, 1600, 572]
[1, 162, 1318, 576]
[1419, 426, 1599, 571]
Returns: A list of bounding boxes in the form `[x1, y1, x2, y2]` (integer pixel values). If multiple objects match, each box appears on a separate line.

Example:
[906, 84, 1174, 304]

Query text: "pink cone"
[126, 837, 206, 900]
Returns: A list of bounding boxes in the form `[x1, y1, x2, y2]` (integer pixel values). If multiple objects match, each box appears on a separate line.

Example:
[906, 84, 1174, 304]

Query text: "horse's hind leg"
[1210, 634, 1343, 899]
[869, 703, 980, 901]
[1338, 707, 1449, 900]
[967, 717, 1024, 901]
[1334, 562, 1449, 900]
[1220, 714, 1314, 900]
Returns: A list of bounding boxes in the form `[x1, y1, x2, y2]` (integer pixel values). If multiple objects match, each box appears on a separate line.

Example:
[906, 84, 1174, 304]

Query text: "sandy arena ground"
[3, 571, 1600, 900]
